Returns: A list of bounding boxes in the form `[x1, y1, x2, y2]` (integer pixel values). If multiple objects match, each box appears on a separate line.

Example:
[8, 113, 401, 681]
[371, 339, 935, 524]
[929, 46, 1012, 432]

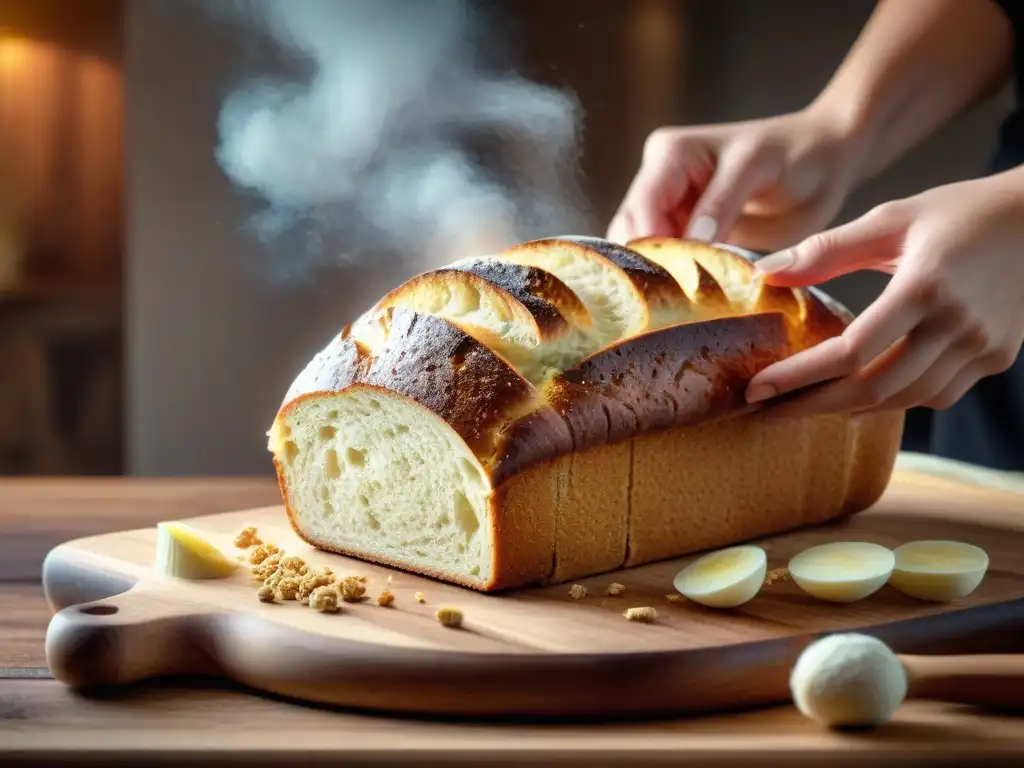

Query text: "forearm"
[809, 0, 1014, 183]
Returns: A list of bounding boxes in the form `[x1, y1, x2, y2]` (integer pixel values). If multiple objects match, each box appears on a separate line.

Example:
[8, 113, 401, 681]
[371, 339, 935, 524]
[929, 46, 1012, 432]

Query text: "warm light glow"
[0, 35, 33, 70]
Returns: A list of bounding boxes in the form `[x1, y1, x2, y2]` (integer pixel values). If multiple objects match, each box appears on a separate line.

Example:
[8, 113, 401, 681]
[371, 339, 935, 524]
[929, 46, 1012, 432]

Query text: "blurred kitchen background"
[0, 0, 1013, 477]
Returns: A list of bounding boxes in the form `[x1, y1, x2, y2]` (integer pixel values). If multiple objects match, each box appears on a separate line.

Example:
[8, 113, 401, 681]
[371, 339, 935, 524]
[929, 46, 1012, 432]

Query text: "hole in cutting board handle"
[79, 604, 119, 616]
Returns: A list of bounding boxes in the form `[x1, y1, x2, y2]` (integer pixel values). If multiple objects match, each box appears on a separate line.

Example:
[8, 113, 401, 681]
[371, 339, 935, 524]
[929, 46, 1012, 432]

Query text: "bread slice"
[270, 236, 905, 591]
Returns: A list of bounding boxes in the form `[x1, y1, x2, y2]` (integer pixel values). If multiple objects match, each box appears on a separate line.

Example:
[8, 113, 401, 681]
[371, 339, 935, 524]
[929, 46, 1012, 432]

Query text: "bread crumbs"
[309, 586, 340, 613]
[256, 584, 276, 603]
[247, 543, 280, 565]
[234, 526, 262, 548]
[277, 576, 301, 601]
[764, 567, 790, 586]
[665, 593, 685, 602]
[624, 606, 658, 623]
[340, 576, 368, 602]
[604, 583, 626, 596]
[568, 584, 587, 599]
[415, 592, 426, 604]
[377, 589, 395, 607]
[435, 607, 463, 628]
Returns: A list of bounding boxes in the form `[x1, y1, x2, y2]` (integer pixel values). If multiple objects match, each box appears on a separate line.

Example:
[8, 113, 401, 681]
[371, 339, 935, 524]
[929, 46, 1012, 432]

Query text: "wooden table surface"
[1, 476, 1023, 766]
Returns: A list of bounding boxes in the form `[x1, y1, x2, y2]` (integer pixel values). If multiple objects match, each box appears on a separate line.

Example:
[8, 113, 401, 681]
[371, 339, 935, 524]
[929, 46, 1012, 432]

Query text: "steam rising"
[209, 0, 593, 278]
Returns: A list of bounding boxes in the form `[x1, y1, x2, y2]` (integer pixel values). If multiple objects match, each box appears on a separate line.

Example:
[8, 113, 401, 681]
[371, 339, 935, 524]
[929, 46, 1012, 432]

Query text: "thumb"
[684, 143, 783, 243]
[753, 205, 908, 286]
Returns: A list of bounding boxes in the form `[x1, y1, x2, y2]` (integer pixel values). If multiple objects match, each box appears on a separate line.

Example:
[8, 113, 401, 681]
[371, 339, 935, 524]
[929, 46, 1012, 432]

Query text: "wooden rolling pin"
[791, 634, 1024, 727]
[902, 653, 1024, 709]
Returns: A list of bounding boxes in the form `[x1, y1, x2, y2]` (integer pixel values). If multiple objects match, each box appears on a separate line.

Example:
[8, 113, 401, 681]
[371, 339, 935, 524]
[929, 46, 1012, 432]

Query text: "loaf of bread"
[268, 236, 905, 591]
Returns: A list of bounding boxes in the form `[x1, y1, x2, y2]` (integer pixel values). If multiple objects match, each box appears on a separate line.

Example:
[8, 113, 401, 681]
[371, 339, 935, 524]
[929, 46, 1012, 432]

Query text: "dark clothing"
[926, 0, 1024, 469]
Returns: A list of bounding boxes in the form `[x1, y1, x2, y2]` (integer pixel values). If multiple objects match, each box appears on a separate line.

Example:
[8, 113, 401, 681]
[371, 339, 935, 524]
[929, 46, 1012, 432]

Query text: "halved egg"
[673, 545, 767, 608]
[788, 542, 894, 603]
[888, 540, 989, 602]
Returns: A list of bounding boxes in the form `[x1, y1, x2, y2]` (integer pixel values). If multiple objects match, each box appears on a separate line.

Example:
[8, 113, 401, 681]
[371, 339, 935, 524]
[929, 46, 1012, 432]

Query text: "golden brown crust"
[450, 258, 593, 332]
[280, 310, 542, 462]
[542, 313, 790, 452]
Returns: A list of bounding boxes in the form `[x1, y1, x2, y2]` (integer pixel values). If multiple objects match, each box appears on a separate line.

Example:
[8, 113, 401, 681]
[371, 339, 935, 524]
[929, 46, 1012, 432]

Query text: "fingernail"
[746, 384, 776, 404]
[754, 250, 795, 275]
[686, 215, 717, 242]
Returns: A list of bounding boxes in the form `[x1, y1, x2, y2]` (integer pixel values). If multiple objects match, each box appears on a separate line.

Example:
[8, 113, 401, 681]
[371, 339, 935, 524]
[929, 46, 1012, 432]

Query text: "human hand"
[745, 171, 1024, 417]
[607, 109, 865, 252]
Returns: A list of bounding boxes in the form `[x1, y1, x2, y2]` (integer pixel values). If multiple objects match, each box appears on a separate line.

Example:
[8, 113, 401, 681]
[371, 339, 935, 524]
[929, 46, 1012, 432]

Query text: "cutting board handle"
[45, 587, 215, 689]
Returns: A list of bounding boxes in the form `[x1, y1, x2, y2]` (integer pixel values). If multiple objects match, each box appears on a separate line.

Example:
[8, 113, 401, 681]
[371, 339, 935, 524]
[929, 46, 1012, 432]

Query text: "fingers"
[684, 143, 784, 243]
[922, 333, 1024, 410]
[762, 316, 952, 419]
[753, 203, 909, 286]
[921, 362, 987, 411]
[746, 271, 927, 403]
[607, 129, 699, 244]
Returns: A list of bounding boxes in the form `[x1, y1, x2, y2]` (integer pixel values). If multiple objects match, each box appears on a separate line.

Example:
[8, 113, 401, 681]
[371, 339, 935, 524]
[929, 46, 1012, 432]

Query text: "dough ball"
[789, 633, 907, 728]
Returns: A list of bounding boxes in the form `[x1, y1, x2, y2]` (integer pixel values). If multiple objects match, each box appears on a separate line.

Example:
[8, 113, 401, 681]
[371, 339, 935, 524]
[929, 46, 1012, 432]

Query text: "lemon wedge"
[889, 540, 989, 602]
[155, 521, 239, 579]
[673, 545, 767, 608]
[788, 542, 894, 603]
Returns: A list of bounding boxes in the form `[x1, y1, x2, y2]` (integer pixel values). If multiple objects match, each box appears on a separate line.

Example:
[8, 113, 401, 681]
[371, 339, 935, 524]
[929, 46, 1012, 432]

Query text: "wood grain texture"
[0, 477, 279, 581]
[41, 470, 1024, 719]
[2, 678, 1024, 766]
[0, 584, 51, 671]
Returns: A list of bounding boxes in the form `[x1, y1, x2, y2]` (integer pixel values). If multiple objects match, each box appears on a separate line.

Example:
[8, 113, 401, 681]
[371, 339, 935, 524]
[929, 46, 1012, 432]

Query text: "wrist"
[804, 87, 879, 173]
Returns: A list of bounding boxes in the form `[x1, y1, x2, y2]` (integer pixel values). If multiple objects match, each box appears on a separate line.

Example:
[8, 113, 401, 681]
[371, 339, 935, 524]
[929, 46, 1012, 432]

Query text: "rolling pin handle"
[902, 654, 1024, 710]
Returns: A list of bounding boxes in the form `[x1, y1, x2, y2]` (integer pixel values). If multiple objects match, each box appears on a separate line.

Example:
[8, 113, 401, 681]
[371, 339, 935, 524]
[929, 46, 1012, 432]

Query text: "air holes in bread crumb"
[358, 494, 370, 507]
[327, 410, 338, 420]
[453, 491, 480, 537]
[457, 458, 485, 491]
[319, 425, 336, 440]
[324, 449, 342, 479]
[346, 447, 367, 467]
[284, 441, 299, 466]
[395, 424, 410, 434]
[365, 511, 381, 530]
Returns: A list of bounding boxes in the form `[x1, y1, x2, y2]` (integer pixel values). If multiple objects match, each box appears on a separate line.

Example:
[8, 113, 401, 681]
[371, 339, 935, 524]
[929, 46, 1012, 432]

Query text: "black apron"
[925, 0, 1024, 469]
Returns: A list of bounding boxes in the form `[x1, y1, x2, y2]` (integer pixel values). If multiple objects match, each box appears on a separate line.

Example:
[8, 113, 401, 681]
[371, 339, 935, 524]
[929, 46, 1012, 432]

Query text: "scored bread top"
[275, 236, 853, 486]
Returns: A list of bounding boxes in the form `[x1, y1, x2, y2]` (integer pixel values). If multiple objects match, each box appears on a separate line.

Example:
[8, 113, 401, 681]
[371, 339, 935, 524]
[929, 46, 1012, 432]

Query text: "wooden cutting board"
[42, 468, 1024, 720]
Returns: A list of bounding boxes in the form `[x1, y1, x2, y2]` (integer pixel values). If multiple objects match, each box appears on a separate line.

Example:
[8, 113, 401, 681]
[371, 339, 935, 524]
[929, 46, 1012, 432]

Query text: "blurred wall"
[127, 0, 1015, 475]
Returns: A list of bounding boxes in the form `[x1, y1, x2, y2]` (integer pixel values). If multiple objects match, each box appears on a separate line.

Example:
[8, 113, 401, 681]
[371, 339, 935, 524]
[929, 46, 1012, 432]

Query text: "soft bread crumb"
[415, 592, 426, 604]
[624, 606, 658, 623]
[377, 589, 395, 607]
[604, 582, 626, 596]
[309, 586, 341, 613]
[256, 584, 276, 603]
[435, 607, 463, 628]
[569, 584, 587, 599]
[234, 527, 262, 548]
[765, 567, 790, 586]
